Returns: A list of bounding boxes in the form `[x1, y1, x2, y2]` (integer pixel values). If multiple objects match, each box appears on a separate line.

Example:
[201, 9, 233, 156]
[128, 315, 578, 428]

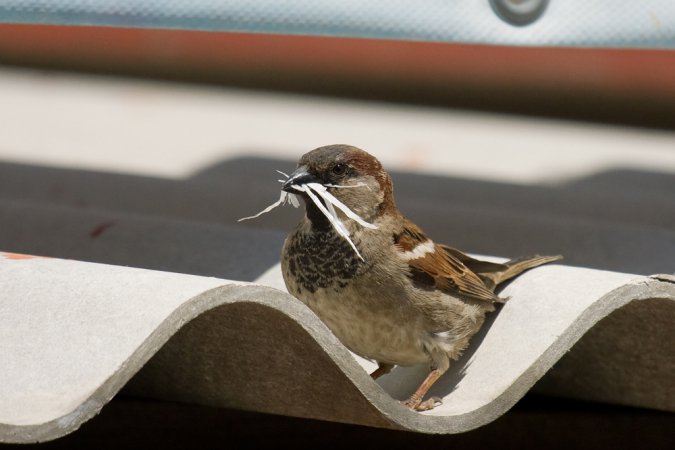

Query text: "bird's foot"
[402, 396, 442, 411]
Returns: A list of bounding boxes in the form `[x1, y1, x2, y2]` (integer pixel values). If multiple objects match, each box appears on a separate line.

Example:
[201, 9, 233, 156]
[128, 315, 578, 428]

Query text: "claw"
[402, 395, 442, 411]
[415, 397, 442, 411]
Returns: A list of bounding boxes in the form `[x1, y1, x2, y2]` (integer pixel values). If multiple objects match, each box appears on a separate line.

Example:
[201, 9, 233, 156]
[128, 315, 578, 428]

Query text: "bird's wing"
[394, 220, 500, 303]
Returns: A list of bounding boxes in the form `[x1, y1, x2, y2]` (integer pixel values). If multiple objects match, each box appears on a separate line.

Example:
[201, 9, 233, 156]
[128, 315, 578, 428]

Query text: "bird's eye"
[332, 163, 347, 176]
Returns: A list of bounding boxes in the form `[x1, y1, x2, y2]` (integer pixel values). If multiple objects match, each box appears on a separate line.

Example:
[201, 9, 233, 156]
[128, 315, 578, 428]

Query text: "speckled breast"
[282, 227, 368, 295]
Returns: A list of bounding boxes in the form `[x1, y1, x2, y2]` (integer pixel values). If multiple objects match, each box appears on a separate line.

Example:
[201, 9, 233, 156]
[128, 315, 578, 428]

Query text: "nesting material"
[238, 172, 377, 260]
[237, 190, 300, 222]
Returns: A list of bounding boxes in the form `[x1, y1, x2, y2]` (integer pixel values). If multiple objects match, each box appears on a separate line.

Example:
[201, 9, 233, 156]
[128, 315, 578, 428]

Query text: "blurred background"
[1, 1, 674, 448]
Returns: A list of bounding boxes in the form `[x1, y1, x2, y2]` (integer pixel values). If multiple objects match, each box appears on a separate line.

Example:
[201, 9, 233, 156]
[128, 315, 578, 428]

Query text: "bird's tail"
[479, 254, 563, 290]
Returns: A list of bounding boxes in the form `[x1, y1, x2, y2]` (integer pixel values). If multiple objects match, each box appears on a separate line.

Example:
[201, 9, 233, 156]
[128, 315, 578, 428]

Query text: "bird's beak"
[282, 166, 321, 193]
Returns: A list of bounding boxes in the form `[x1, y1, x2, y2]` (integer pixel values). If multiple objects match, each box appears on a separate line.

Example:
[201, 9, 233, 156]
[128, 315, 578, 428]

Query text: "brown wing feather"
[442, 246, 508, 274]
[394, 220, 499, 303]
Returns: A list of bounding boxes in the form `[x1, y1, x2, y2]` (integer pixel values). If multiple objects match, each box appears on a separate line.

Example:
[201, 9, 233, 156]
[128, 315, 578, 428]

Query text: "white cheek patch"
[303, 183, 377, 230]
[399, 240, 435, 261]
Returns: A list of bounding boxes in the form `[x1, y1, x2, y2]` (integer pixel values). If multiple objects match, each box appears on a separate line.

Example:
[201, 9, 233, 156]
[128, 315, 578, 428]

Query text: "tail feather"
[478, 254, 563, 291]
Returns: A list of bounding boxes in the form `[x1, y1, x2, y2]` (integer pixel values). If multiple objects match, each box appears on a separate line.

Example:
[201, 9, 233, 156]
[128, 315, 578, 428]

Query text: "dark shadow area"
[6, 396, 673, 450]
[0, 154, 673, 276]
[123, 301, 394, 430]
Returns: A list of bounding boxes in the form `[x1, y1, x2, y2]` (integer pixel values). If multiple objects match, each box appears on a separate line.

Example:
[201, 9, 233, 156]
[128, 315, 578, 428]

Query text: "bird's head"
[282, 145, 395, 225]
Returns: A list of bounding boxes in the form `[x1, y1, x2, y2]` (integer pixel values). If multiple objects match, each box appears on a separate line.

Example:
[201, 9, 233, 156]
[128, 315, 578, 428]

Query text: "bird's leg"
[403, 368, 445, 411]
[370, 363, 394, 380]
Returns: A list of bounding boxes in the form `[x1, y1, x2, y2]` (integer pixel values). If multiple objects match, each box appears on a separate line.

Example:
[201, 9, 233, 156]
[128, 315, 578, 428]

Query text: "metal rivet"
[489, 0, 549, 26]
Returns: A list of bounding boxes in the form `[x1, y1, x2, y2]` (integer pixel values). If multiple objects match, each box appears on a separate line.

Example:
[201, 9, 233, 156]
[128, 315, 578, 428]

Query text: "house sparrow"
[278, 145, 562, 411]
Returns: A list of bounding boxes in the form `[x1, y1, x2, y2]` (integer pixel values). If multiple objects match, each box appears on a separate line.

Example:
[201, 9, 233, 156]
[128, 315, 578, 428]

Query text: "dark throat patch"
[285, 228, 366, 293]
